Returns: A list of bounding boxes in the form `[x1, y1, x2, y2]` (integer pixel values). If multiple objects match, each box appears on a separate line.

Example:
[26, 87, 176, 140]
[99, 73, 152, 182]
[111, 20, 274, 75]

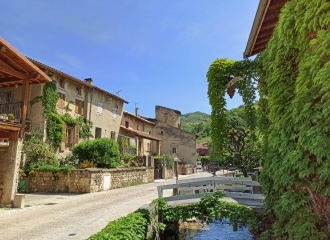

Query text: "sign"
[207, 161, 219, 176]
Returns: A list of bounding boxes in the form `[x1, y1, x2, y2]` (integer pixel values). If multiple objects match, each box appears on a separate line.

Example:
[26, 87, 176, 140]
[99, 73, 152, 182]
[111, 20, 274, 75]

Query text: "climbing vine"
[206, 58, 259, 154]
[207, 0, 330, 238]
[30, 80, 93, 147]
[256, 0, 330, 238]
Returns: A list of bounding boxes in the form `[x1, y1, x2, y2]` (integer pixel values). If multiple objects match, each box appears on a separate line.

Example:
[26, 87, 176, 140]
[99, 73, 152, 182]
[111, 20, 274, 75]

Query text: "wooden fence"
[157, 176, 264, 202]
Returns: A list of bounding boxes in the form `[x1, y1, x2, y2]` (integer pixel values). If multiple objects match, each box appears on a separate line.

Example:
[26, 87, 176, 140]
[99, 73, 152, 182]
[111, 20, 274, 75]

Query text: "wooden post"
[20, 73, 29, 138]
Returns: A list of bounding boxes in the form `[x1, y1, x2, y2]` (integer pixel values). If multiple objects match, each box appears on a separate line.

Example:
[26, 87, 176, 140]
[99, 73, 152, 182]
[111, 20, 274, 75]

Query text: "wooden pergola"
[244, 0, 288, 58]
[0, 36, 51, 139]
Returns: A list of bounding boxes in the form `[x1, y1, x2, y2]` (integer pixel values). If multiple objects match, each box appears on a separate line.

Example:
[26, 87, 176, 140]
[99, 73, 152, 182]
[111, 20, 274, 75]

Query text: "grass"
[25, 204, 31, 207]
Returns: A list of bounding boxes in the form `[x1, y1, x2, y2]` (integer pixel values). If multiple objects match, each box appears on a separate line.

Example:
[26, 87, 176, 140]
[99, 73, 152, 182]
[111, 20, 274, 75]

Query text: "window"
[160, 131, 163, 135]
[75, 99, 84, 115]
[147, 143, 150, 151]
[137, 125, 139, 130]
[58, 93, 65, 108]
[112, 109, 117, 120]
[59, 79, 65, 89]
[76, 86, 81, 95]
[149, 131, 151, 135]
[111, 131, 115, 140]
[172, 147, 177, 154]
[97, 103, 103, 115]
[125, 121, 129, 128]
[95, 127, 102, 139]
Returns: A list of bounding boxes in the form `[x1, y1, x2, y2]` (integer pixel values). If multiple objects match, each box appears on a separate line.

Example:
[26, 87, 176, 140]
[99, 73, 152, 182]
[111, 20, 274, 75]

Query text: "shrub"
[88, 212, 147, 240]
[165, 153, 174, 168]
[72, 138, 121, 168]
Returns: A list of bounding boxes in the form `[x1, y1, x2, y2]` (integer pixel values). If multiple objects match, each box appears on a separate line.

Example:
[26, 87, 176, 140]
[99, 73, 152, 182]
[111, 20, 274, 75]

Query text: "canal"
[180, 219, 253, 240]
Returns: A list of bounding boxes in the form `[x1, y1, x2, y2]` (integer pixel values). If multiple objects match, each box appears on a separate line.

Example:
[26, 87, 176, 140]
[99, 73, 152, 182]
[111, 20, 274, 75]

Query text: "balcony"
[0, 96, 22, 126]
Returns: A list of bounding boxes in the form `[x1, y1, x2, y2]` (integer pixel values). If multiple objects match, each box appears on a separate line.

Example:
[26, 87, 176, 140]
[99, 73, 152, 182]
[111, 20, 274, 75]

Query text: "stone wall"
[0, 146, 8, 186]
[155, 106, 180, 128]
[25, 167, 154, 193]
[165, 167, 173, 179]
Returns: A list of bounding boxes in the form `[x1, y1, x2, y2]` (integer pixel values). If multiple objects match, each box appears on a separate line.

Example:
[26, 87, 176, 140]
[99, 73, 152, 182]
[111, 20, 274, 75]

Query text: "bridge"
[157, 175, 264, 207]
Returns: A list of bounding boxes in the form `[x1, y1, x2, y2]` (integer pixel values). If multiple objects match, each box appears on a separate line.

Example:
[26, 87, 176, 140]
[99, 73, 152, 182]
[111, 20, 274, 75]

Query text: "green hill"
[181, 104, 257, 144]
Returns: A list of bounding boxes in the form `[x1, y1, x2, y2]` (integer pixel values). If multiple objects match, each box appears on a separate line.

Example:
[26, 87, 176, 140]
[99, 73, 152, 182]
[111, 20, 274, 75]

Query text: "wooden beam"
[0, 122, 21, 132]
[20, 73, 29, 138]
[0, 59, 25, 79]
[257, 29, 273, 40]
[27, 72, 40, 79]
[0, 52, 28, 73]
[1, 45, 6, 52]
[249, 0, 271, 56]
[0, 131, 19, 141]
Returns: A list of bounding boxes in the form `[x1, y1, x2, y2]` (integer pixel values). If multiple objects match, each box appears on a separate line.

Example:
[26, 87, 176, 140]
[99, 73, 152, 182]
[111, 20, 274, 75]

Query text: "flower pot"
[8, 117, 15, 123]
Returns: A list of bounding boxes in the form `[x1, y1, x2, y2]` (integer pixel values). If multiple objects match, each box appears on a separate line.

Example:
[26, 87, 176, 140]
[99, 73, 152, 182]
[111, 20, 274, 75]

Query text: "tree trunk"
[241, 165, 248, 178]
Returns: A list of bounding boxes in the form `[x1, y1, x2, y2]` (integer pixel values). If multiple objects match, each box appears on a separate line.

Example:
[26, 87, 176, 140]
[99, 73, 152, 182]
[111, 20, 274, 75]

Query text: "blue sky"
[1, 0, 259, 118]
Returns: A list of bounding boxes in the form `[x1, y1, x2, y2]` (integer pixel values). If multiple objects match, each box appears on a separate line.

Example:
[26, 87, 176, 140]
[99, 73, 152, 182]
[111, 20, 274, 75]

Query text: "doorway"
[95, 127, 102, 139]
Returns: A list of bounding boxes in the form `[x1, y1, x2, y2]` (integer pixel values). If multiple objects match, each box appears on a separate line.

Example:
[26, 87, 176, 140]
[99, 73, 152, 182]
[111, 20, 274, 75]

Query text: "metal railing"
[0, 96, 22, 124]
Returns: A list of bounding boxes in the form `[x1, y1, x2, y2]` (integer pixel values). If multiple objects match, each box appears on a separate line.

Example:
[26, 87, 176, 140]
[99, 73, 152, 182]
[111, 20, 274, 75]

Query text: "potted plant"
[0, 185, 3, 197]
[8, 114, 15, 123]
[0, 114, 7, 121]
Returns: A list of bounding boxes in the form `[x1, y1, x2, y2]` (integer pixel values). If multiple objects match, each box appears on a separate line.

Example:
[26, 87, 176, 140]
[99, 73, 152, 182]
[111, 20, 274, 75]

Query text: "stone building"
[26, 59, 128, 155]
[119, 109, 161, 156]
[0, 37, 51, 205]
[143, 106, 198, 166]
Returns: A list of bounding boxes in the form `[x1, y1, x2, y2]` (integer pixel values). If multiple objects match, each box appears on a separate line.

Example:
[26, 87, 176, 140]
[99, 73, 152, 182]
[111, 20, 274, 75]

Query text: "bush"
[72, 138, 121, 168]
[165, 153, 174, 168]
[88, 212, 147, 240]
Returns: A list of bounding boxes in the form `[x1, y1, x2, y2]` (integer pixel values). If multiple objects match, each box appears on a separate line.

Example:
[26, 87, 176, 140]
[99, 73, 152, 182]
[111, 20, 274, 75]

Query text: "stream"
[180, 219, 253, 240]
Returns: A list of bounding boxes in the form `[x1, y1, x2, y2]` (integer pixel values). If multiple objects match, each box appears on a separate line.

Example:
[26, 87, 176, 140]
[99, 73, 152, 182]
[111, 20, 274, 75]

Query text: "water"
[180, 219, 253, 240]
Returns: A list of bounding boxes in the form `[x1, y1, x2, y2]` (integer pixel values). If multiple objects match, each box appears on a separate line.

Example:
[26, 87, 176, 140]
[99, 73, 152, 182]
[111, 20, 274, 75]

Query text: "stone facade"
[155, 105, 181, 128]
[0, 146, 8, 186]
[165, 167, 174, 179]
[153, 121, 197, 166]
[25, 167, 154, 193]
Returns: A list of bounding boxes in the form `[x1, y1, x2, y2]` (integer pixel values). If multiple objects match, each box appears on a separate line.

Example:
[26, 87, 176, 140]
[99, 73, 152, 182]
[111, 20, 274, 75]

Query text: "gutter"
[243, 0, 270, 58]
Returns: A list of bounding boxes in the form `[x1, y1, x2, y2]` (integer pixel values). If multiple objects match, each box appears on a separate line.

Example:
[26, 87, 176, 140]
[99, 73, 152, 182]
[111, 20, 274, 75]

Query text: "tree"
[222, 129, 263, 177]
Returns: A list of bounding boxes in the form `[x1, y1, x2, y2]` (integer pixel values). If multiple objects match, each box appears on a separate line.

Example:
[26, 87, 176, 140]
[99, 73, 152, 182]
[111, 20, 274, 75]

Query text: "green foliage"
[255, 0, 330, 238]
[165, 153, 174, 168]
[30, 80, 93, 147]
[88, 212, 147, 240]
[28, 162, 76, 176]
[72, 138, 121, 168]
[152, 191, 263, 236]
[207, 58, 259, 154]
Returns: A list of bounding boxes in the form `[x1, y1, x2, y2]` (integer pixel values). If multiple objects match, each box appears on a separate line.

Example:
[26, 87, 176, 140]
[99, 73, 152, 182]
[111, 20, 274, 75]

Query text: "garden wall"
[25, 167, 154, 193]
[165, 167, 173, 179]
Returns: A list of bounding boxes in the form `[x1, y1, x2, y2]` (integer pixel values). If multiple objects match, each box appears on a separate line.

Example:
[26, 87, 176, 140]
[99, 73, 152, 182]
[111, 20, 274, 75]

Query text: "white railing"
[157, 176, 264, 202]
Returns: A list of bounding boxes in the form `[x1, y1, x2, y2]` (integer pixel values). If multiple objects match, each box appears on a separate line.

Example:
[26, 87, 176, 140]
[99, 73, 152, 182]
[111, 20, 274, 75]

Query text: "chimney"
[135, 107, 139, 117]
[84, 78, 93, 86]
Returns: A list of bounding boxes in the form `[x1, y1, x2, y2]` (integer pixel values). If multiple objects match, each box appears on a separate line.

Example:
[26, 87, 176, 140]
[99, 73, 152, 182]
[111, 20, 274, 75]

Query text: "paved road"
[0, 171, 211, 240]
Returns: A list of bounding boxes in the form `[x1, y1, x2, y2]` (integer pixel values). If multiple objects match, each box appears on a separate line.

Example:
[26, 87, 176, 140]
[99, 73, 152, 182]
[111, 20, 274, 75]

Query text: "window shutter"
[58, 93, 62, 108]
[74, 124, 80, 145]
[81, 101, 84, 115]
[97, 103, 103, 115]
[112, 109, 117, 120]
[61, 94, 66, 109]
[61, 122, 67, 151]
[75, 99, 79, 114]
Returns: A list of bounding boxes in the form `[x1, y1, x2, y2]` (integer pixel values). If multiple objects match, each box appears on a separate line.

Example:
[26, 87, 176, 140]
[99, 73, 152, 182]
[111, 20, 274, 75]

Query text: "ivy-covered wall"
[257, 0, 330, 238]
[207, 0, 330, 238]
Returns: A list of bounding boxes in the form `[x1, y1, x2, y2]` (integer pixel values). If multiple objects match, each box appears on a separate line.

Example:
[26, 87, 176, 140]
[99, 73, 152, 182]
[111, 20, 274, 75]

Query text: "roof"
[120, 126, 162, 141]
[156, 105, 181, 115]
[0, 37, 51, 87]
[93, 86, 128, 104]
[27, 57, 129, 103]
[124, 111, 155, 125]
[196, 142, 210, 149]
[244, 0, 288, 58]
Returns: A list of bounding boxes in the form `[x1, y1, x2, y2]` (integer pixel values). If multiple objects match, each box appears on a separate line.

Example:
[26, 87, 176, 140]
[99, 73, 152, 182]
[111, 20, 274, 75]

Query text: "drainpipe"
[88, 87, 94, 140]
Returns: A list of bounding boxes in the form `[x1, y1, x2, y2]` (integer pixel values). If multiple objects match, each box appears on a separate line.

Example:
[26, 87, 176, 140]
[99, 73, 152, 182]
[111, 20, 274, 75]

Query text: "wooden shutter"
[57, 93, 62, 108]
[62, 94, 66, 108]
[74, 124, 80, 145]
[81, 101, 84, 115]
[75, 99, 79, 113]
[60, 122, 67, 151]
